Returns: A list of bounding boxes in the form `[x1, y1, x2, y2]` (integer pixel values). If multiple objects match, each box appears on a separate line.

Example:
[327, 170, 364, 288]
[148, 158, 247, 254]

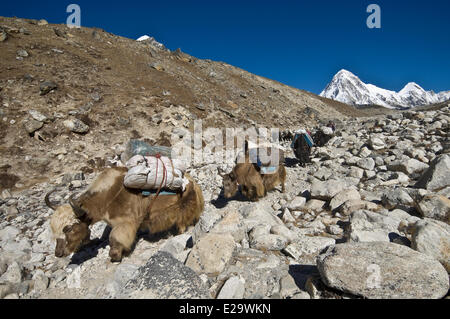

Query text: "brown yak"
[45, 167, 204, 262]
[222, 142, 286, 201]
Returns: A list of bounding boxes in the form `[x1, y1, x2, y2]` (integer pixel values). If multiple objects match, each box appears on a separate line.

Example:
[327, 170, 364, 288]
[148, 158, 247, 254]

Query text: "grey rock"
[239, 201, 285, 230]
[410, 218, 450, 272]
[0, 225, 20, 242]
[304, 199, 326, 212]
[369, 137, 386, 150]
[0, 284, 13, 299]
[340, 199, 379, 216]
[160, 234, 192, 259]
[329, 188, 361, 211]
[217, 276, 245, 299]
[416, 194, 450, 224]
[286, 236, 335, 257]
[0, 262, 22, 284]
[310, 180, 346, 200]
[279, 274, 301, 298]
[356, 158, 375, 171]
[317, 242, 449, 299]
[348, 166, 364, 179]
[122, 251, 210, 299]
[185, 233, 235, 275]
[347, 210, 406, 243]
[28, 110, 48, 122]
[388, 158, 429, 175]
[381, 188, 414, 211]
[111, 263, 139, 294]
[209, 210, 245, 243]
[17, 49, 29, 58]
[39, 81, 58, 95]
[31, 270, 49, 291]
[287, 196, 307, 211]
[415, 154, 450, 191]
[63, 119, 89, 134]
[23, 119, 44, 134]
[250, 233, 288, 251]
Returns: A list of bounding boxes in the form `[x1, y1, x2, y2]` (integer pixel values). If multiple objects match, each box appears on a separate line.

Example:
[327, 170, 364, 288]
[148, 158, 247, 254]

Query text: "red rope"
[147, 153, 169, 214]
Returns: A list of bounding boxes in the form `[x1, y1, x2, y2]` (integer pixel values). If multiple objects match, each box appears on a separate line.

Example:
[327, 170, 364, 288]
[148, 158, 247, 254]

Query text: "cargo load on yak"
[291, 129, 314, 149]
[291, 129, 314, 166]
[120, 140, 189, 193]
[312, 124, 335, 147]
[124, 155, 189, 192]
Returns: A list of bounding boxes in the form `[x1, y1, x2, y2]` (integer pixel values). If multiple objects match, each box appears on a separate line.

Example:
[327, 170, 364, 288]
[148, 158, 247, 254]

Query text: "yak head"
[221, 171, 239, 199]
[46, 190, 91, 257]
[55, 222, 91, 257]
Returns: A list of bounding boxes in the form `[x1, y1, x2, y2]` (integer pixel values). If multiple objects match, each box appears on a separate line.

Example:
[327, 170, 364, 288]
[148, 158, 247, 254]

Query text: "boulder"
[381, 188, 415, 211]
[415, 154, 450, 191]
[287, 196, 307, 211]
[185, 233, 235, 275]
[310, 180, 346, 200]
[216, 276, 245, 299]
[39, 81, 57, 95]
[23, 119, 44, 134]
[159, 234, 192, 262]
[122, 251, 210, 299]
[329, 188, 361, 211]
[317, 242, 449, 299]
[416, 194, 450, 224]
[0, 226, 20, 242]
[249, 225, 288, 251]
[209, 210, 245, 243]
[356, 158, 375, 171]
[369, 137, 386, 150]
[388, 158, 429, 175]
[347, 210, 407, 243]
[285, 236, 335, 258]
[64, 119, 89, 134]
[409, 218, 450, 272]
[0, 262, 22, 284]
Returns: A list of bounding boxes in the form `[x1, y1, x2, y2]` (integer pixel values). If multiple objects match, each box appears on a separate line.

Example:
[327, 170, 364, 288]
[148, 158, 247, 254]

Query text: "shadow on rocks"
[210, 187, 254, 209]
[288, 264, 319, 291]
[69, 225, 112, 265]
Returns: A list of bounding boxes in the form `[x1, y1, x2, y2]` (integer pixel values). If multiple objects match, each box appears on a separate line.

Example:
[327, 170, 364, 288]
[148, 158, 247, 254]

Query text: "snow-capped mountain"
[320, 69, 450, 109]
[136, 35, 166, 50]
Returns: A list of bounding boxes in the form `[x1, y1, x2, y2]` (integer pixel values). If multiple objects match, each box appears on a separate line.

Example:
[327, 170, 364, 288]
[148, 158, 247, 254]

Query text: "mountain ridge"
[320, 69, 450, 109]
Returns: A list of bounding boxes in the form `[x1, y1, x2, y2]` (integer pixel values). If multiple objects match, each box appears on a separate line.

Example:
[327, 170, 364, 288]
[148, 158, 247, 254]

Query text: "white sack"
[124, 155, 187, 191]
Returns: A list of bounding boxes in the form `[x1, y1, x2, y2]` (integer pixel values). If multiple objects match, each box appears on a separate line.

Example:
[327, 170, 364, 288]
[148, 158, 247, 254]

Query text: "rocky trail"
[1, 106, 449, 299]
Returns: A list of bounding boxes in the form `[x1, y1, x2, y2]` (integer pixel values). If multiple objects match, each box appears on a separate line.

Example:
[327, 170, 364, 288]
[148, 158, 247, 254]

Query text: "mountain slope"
[0, 16, 365, 190]
[320, 69, 450, 109]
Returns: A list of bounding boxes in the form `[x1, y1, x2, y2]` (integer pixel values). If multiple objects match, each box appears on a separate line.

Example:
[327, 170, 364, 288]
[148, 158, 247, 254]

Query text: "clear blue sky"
[2, 0, 449, 94]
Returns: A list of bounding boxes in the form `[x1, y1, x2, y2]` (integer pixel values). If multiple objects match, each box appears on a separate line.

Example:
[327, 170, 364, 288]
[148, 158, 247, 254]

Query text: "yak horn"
[45, 189, 57, 210]
[69, 194, 88, 219]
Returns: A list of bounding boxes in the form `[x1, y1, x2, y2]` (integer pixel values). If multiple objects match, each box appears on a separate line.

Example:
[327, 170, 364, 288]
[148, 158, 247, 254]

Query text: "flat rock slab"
[121, 251, 210, 299]
[317, 242, 449, 299]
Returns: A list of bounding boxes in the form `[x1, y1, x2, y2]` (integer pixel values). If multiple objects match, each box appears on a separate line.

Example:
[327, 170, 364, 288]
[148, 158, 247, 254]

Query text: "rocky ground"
[0, 105, 449, 299]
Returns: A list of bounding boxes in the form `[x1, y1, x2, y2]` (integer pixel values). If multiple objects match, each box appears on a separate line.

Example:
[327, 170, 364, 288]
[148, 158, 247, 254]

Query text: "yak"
[45, 167, 204, 262]
[222, 142, 286, 201]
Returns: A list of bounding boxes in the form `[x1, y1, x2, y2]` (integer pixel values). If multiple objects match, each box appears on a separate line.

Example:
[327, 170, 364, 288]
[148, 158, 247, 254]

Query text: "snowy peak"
[136, 35, 166, 50]
[320, 70, 450, 109]
[399, 82, 424, 96]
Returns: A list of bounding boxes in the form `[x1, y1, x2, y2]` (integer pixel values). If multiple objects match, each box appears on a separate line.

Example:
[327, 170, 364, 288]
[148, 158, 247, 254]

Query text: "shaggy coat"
[47, 167, 204, 262]
[293, 134, 312, 166]
[223, 145, 286, 201]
